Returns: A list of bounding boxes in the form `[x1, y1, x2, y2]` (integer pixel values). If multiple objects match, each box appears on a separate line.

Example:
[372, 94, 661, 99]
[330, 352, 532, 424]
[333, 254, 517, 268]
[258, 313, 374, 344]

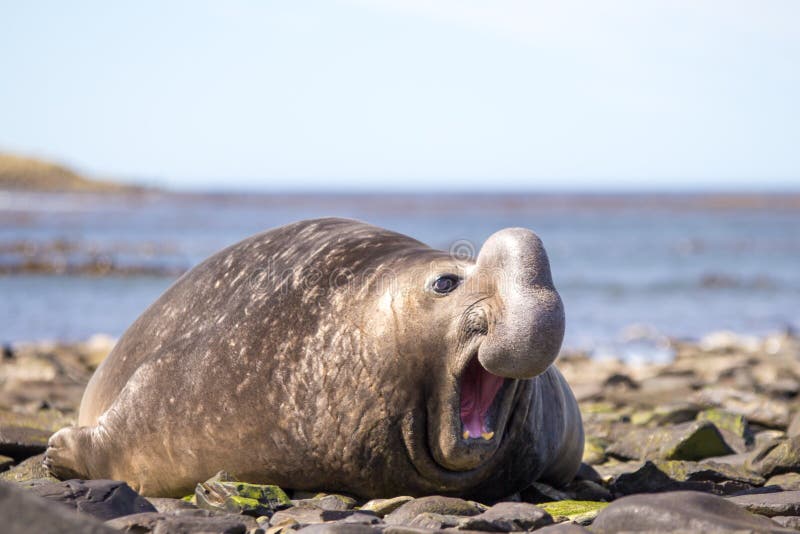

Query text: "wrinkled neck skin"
[352, 243, 573, 500]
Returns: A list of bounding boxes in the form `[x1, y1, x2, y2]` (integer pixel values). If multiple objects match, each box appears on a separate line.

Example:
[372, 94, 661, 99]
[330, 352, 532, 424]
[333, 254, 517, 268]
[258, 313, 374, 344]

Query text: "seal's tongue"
[459, 357, 504, 439]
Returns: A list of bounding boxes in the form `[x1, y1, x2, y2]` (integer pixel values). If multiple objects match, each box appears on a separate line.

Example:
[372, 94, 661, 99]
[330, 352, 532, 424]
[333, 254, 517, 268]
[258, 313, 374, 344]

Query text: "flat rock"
[384, 495, 484, 525]
[0, 409, 73, 434]
[535, 524, 591, 533]
[766, 472, 800, 491]
[536, 500, 608, 524]
[105, 508, 258, 533]
[696, 408, 754, 444]
[562, 479, 613, 501]
[0, 424, 50, 460]
[581, 437, 606, 465]
[699, 451, 750, 468]
[593, 460, 646, 483]
[756, 430, 788, 447]
[631, 402, 701, 426]
[0, 452, 57, 484]
[406, 512, 462, 529]
[592, 490, 792, 533]
[145, 496, 199, 513]
[773, 516, 800, 529]
[293, 494, 357, 511]
[458, 501, 553, 531]
[610, 460, 762, 496]
[607, 420, 734, 462]
[692, 387, 791, 429]
[573, 462, 603, 485]
[270, 504, 379, 526]
[727, 490, 800, 517]
[746, 436, 800, 478]
[31, 478, 156, 521]
[519, 481, 571, 503]
[296, 524, 382, 533]
[659, 459, 765, 486]
[0, 480, 117, 534]
[360, 496, 414, 517]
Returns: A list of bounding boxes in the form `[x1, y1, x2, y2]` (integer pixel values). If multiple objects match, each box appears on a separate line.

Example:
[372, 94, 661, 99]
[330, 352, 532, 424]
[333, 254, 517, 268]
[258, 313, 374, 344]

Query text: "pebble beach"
[2, 329, 799, 532]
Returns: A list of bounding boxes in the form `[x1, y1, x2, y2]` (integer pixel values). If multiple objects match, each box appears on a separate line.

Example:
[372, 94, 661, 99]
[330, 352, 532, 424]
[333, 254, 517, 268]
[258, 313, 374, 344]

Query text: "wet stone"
[573, 462, 604, 485]
[145, 496, 198, 513]
[264, 516, 298, 533]
[746, 435, 800, 478]
[562, 479, 613, 502]
[384, 495, 484, 525]
[658, 459, 765, 486]
[632, 402, 701, 427]
[727, 490, 800, 517]
[766, 472, 800, 491]
[535, 524, 591, 533]
[692, 387, 791, 429]
[592, 459, 646, 484]
[458, 501, 554, 532]
[0, 453, 58, 484]
[698, 407, 754, 444]
[296, 524, 381, 534]
[0, 424, 50, 460]
[31, 479, 156, 521]
[105, 508, 258, 533]
[606, 420, 734, 462]
[0, 408, 74, 433]
[609, 460, 762, 496]
[270, 504, 378, 526]
[519, 481, 570, 503]
[592, 490, 790, 533]
[756, 430, 788, 447]
[293, 493, 357, 511]
[773, 516, 800, 530]
[581, 437, 606, 465]
[536, 500, 608, 524]
[0, 480, 117, 534]
[360, 496, 414, 517]
[406, 511, 462, 529]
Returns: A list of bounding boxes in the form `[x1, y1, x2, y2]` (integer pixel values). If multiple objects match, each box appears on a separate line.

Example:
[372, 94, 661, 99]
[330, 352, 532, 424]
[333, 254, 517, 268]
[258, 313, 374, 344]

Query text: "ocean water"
[1, 191, 798, 360]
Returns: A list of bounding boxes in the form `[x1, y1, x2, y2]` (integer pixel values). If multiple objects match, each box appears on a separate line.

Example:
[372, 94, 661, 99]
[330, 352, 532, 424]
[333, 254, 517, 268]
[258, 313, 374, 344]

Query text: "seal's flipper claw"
[44, 426, 93, 480]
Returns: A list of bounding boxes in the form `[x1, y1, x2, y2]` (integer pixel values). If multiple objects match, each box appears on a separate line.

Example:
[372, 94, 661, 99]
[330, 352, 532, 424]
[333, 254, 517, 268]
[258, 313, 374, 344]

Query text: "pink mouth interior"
[459, 357, 505, 438]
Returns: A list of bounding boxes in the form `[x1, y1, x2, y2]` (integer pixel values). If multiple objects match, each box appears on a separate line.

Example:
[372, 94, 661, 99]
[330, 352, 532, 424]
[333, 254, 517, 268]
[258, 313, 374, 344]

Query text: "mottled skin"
[45, 218, 583, 500]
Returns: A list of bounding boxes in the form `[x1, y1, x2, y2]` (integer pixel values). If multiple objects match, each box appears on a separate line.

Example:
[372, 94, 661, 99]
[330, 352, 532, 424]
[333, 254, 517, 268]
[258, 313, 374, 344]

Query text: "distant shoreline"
[0, 152, 148, 193]
[3, 188, 799, 212]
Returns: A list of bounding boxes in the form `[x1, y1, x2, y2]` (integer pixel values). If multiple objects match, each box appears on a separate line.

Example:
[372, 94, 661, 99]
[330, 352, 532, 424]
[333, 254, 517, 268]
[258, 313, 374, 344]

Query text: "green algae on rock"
[293, 493, 357, 511]
[0, 453, 58, 485]
[746, 436, 800, 478]
[581, 437, 607, 465]
[697, 409, 752, 439]
[194, 471, 290, 517]
[360, 496, 414, 517]
[537, 500, 608, 524]
[607, 420, 734, 462]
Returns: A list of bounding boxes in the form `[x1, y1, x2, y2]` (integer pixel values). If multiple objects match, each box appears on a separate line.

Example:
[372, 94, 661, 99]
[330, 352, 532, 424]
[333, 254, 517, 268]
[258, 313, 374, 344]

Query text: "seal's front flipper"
[44, 426, 97, 480]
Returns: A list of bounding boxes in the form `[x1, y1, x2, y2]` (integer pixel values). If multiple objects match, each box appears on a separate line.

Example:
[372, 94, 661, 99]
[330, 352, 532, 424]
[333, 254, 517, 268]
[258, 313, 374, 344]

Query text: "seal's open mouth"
[460, 356, 505, 440]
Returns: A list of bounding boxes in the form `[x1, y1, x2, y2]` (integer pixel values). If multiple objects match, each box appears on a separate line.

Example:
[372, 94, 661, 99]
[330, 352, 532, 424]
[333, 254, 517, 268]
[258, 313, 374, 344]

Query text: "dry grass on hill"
[0, 152, 140, 192]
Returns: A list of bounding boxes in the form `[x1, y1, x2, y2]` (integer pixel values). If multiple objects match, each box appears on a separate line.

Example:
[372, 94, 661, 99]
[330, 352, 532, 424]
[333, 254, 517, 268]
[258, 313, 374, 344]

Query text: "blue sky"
[1, 1, 799, 191]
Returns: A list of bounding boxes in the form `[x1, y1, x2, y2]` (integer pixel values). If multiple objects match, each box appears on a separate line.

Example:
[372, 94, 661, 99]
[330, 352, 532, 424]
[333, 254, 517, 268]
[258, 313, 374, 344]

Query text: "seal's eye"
[431, 274, 460, 295]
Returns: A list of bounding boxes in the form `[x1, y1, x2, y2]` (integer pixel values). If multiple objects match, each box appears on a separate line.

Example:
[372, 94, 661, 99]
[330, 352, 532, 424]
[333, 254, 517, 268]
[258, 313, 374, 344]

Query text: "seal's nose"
[474, 228, 565, 379]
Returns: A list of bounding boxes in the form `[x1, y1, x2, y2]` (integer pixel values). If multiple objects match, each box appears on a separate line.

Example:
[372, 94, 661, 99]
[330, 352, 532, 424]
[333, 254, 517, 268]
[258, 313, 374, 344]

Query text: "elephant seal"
[45, 218, 583, 500]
